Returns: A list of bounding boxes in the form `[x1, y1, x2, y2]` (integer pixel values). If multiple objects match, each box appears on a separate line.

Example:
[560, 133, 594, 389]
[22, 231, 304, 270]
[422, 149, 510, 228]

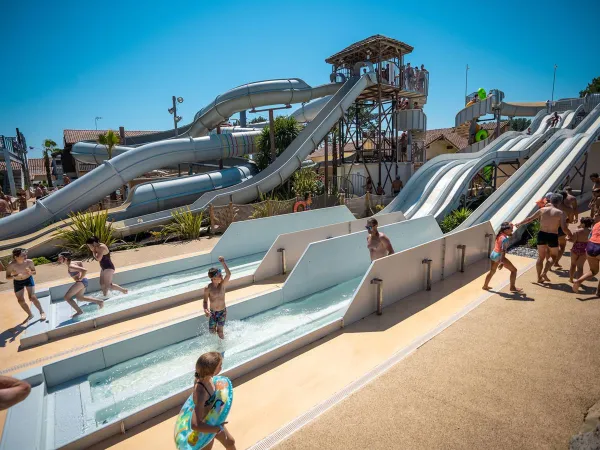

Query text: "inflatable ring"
[174, 376, 233, 450]
[293, 201, 307, 212]
[475, 129, 489, 142]
[466, 100, 476, 107]
[477, 88, 486, 100]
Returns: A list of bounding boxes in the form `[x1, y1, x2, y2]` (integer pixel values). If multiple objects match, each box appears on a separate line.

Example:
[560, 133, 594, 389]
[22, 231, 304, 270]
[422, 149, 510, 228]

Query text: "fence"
[344, 192, 395, 218]
[209, 194, 341, 233]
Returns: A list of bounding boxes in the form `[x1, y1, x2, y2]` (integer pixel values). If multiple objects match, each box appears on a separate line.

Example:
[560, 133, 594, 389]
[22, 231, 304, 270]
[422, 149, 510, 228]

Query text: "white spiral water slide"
[0, 77, 366, 240]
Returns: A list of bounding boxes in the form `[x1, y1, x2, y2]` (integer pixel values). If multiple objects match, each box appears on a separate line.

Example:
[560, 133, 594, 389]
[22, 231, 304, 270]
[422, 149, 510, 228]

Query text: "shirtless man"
[366, 218, 394, 261]
[515, 194, 573, 283]
[5, 248, 46, 322]
[554, 192, 574, 268]
[203, 257, 231, 339]
[563, 187, 578, 223]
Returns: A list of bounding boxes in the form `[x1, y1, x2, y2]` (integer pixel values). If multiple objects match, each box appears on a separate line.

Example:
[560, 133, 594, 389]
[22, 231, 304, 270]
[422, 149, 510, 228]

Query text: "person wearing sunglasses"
[203, 256, 231, 339]
[365, 218, 394, 261]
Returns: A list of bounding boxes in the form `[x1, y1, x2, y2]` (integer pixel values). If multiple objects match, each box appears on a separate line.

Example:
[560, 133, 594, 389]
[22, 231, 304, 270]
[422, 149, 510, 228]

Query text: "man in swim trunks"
[554, 192, 575, 269]
[516, 194, 572, 283]
[366, 218, 394, 261]
[5, 248, 46, 323]
[203, 257, 231, 339]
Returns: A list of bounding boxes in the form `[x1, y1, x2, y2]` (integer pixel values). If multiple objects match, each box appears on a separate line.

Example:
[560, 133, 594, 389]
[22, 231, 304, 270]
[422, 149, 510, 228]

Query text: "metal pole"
[485, 233, 494, 268]
[277, 248, 287, 274]
[457, 245, 466, 272]
[370, 278, 383, 315]
[551, 64, 558, 102]
[422, 259, 433, 291]
[173, 96, 178, 137]
[464, 64, 469, 102]
[332, 130, 338, 192]
[269, 109, 276, 162]
[324, 134, 329, 195]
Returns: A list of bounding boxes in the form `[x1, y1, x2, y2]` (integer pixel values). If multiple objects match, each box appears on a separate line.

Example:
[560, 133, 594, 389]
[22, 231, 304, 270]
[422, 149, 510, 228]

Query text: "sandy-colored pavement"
[0, 237, 220, 292]
[275, 251, 600, 449]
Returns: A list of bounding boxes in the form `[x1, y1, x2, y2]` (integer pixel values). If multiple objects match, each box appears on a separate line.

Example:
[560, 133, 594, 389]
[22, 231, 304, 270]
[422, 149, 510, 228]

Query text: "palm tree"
[255, 116, 301, 171]
[97, 129, 120, 159]
[42, 139, 56, 188]
[97, 130, 122, 200]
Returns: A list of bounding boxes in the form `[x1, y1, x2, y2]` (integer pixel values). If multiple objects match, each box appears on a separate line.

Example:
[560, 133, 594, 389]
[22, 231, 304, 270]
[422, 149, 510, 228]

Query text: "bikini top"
[198, 381, 217, 408]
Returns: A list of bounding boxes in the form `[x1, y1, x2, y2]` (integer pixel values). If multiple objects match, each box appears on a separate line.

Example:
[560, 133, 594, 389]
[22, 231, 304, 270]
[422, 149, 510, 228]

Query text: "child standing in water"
[191, 352, 236, 449]
[482, 222, 523, 292]
[203, 257, 231, 339]
[569, 217, 593, 282]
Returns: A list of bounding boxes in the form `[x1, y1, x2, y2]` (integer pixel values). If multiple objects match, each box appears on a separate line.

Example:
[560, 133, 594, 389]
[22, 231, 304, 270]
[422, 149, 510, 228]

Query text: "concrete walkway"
[275, 251, 600, 450]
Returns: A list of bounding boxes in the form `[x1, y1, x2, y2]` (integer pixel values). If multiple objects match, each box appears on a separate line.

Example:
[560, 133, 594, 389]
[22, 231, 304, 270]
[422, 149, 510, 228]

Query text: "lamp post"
[464, 64, 469, 102]
[95, 117, 102, 130]
[168, 96, 184, 136]
[551, 64, 558, 102]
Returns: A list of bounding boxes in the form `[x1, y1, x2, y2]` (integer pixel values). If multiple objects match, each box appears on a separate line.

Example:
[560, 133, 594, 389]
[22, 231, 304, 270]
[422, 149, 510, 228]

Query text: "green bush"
[292, 168, 319, 197]
[55, 210, 115, 256]
[251, 193, 287, 219]
[526, 220, 540, 248]
[32, 257, 51, 266]
[158, 207, 204, 241]
[440, 207, 473, 233]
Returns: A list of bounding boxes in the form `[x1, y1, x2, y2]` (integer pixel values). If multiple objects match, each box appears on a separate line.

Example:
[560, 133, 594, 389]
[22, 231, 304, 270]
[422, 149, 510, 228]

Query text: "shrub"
[32, 257, 51, 266]
[55, 210, 115, 256]
[526, 220, 540, 248]
[291, 168, 320, 197]
[251, 193, 287, 219]
[158, 207, 204, 241]
[440, 207, 473, 233]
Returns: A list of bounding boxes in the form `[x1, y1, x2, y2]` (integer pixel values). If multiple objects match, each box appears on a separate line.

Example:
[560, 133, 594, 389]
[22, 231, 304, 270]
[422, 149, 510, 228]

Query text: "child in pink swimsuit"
[569, 217, 593, 282]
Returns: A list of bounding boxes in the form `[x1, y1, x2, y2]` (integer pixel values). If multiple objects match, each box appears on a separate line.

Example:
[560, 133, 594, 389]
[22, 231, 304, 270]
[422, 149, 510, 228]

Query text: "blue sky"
[1, 0, 598, 158]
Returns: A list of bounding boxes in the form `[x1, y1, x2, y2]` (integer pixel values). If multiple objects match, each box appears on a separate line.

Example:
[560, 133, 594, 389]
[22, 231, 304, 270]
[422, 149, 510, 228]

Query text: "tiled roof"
[27, 158, 46, 176]
[425, 121, 509, 150]
[63, 129, 159, 145]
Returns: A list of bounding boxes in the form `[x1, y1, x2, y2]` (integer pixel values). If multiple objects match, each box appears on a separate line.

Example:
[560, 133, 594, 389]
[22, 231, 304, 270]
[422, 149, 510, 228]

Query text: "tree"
[97, 130, 120, 159]
[579, 76, 600, 98]
[97, 130, 122, 200]
[42, 139, 56, 188]
[291, 168, 320, 197]
[249, 116, 267, 124]
[255, 116, 301, 170]
[508, 118, 531, 132]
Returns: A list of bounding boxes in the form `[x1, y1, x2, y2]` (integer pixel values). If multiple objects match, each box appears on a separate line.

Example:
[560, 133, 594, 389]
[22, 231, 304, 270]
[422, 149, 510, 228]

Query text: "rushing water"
[88, 276, 361, 424]
[63, 253, 264, 323]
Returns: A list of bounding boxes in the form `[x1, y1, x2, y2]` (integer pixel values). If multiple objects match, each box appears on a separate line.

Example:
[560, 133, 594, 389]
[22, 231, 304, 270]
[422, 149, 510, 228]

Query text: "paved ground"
[0, 237, 220, 291]
[275, 246, 600, 449]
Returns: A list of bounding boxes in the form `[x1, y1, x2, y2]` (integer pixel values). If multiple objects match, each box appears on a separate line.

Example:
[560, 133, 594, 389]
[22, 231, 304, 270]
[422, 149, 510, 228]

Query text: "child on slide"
[482, 222, 523, 292]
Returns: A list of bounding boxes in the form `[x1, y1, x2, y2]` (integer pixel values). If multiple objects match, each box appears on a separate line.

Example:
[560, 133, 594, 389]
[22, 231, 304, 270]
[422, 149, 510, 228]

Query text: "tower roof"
[325, 35, 414, 67]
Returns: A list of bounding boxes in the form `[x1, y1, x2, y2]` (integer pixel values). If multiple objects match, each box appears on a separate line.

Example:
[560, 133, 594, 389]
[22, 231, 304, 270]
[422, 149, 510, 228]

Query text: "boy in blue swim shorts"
[203, 257, 231, 339]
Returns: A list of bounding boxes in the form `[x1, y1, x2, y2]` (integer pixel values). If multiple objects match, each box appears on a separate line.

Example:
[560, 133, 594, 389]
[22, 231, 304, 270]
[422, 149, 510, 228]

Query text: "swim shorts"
[489, 251, 503, 262]
[209, 308, 227, 330]
[558, 227, 566, 238]
[587, 242, 600, 258]
[13, 276, 34, 293]
[537, 231, 559, 248]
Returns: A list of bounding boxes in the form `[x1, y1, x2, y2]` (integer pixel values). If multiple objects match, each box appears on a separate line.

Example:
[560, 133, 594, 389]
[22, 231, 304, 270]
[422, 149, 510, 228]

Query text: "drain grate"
[247, 261, 536, 450]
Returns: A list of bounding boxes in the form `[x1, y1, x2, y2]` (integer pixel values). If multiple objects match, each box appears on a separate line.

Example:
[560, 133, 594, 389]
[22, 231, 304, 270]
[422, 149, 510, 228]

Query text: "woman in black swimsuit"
[86, 236, 128, 297]
[58, 251, 104, 318]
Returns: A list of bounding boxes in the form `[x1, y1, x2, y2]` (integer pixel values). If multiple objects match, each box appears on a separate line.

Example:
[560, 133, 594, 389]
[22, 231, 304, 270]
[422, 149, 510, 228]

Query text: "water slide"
[458, 103, 600, 233]
[0, 79, 346, 241]
[380, 109, 576, 220]
[110, 73, 374, 237]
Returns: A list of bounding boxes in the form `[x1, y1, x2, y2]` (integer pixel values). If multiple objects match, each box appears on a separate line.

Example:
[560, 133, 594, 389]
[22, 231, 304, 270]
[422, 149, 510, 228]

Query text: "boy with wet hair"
[203, 257, 231, 339]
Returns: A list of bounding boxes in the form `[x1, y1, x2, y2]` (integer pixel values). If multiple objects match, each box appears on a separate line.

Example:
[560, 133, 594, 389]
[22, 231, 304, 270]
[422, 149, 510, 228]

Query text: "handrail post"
[370, 278, 383, 315]
[457, 245, 466, 272]
[422, 258, 432, 291]
[277, 248, 287, 275]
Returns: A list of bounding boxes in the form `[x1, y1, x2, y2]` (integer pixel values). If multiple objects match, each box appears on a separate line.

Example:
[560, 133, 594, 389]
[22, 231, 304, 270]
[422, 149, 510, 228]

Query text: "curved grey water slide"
[380, 109, 574, 220]
[0, 79, 343, 240]
[112, 73, 374, 236]
[458, 103, 600, 232]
